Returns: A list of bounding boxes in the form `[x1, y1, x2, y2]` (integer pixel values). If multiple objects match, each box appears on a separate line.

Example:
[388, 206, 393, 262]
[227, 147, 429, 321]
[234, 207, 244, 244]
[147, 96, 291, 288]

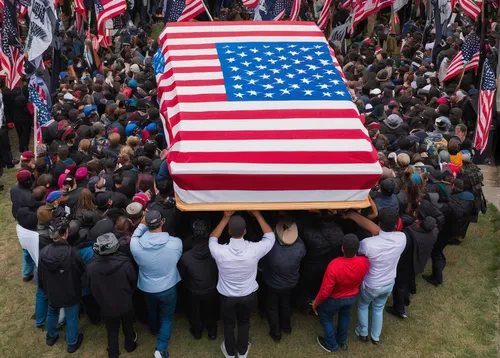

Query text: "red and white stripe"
[475, 89, 495, 154]
[289, 0, 301, 20]
[442, 51, 464, 82]
[458, 0, 481, 20]
[157, 22, 380, 205]
[97, 0, 127, 47]
[351, 0, 394, 31]
[178, 0, 207, 21]
[465, 52, 480, 72]
[318, 0, 333, 29]
[273, 8, 286, 20]
[10, 47, 24, 89]
[242, 0, 258, 8]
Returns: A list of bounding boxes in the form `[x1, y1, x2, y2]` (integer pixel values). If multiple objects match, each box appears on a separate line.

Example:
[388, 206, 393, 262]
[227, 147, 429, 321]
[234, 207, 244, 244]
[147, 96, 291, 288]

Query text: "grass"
[0, 131, 498, 358]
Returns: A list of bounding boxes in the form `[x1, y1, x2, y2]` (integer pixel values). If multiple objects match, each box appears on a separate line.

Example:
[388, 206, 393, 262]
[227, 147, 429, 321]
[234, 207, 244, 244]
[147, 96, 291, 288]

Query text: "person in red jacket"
[312, 234, 369, 353]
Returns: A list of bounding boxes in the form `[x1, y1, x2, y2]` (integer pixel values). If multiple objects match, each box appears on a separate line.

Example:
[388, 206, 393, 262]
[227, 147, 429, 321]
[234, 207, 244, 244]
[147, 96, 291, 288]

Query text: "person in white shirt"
[353, 208, 406, 345]
[209, 211, 275, 358]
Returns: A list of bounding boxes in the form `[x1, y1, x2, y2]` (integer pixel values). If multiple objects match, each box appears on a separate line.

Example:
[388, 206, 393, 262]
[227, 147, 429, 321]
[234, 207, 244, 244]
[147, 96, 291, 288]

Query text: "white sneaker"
[154, 350, 164, 358]
[238, 342, 251, 358]
[134, 331, 138, 343]
[220, 341, 235, 358]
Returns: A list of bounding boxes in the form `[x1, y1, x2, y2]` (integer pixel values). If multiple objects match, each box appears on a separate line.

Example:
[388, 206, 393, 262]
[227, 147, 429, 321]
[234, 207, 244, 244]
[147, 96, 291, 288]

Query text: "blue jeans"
[46, 304, 80, 345]
[356, 283, 394, 341]
[318, 296, 356, 350]
[36, 286, 48, 327]
[22, 249, 35, 279]
[146, 286, 177, 355]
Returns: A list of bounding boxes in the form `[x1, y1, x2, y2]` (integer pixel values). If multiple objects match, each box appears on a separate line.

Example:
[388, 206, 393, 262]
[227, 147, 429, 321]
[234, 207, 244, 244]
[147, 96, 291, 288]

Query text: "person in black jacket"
[148, 179, 177, 235]
[13, 92, 33, 153]
[10, 170, 35, 219]
[83, 233, 138, 358]
[261, 219, 306, 342]
[62, 174, 83, 214]
[178, 219, 219, 340]
[38, 221, 85, 353]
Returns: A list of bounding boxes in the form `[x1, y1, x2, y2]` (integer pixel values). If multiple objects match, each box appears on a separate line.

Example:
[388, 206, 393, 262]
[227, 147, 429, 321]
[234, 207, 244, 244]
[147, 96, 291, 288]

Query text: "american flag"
[17, 0, 28, 17]
[350, 0, 394, 31]
[29, 75, 54, 145]
[318, 0, 333, 29]
[0, 0, 23, 89]
[242, 0, 259, 8]
[162, 0, 207, 22]
[157, 22, 381, 206]
[271, 0, 286, 20]
[95, 0, 127, 47]
[289, 0, 300, 20]
[475, 59, 496, 154]
[442, 33, 480, 82]
[458, 0, 480, 20]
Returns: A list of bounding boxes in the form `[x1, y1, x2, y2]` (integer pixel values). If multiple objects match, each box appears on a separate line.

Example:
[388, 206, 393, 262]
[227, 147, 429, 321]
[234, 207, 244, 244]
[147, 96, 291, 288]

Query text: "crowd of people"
[0, 1, 493, 358]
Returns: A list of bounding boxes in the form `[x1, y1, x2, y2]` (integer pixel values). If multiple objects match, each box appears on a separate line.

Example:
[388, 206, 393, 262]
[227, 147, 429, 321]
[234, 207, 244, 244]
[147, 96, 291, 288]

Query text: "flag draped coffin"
[157, 22, 381, 210]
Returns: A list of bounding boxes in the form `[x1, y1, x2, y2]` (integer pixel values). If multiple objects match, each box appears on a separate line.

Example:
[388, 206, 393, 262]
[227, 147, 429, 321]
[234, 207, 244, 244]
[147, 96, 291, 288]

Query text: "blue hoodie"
[130, 224, 183, 293]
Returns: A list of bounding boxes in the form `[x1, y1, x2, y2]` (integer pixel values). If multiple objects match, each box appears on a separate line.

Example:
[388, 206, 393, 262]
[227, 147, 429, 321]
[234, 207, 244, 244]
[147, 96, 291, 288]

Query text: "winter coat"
[38, 240, 86, 307]
[178, 241, 218, 295]
[83, 253, 137, 317]
[17, 201, 45, 231]
[90, 219, 115, 242]
[261, 237, 306, 290]
[10, 183, 35, 220]
[64, 187, 83, 213]
[148, 196, 177, 235]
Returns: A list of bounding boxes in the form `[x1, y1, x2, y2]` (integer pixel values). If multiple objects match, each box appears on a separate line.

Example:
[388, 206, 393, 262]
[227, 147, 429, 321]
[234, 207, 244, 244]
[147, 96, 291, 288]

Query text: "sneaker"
[269, 332, 281, 343]
[339, 343, 348, 351]
[22, 274, 34, 282]
[355, 328, 368, 342]
[189, 328, 202, 340]
[46, 334, 58, 346]
[385, 306, 408, 319]
[316, 336, 337, 353]
[154, 350, 165, 358]
[220, 341, 235, 358]
[67, 333, 84, 353]
[134, 331, 138, 343]
[208, 332, 217, 340]
[422, 275, 440, 287]
[371, 337, 380, 345]
[238, 342, 251, 358]
[31, 312, 36, 320]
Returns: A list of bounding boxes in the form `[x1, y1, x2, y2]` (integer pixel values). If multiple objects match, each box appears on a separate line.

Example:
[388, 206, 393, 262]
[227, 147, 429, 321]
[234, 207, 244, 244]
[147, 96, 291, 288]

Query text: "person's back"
[10, 170, 35, 219]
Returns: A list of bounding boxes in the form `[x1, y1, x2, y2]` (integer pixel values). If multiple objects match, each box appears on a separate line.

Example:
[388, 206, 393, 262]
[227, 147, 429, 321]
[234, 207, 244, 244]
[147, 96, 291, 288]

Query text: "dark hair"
[58, 145, 70, 160]
[228, 215, 246, 237]
[378, 208, 399, 232]
[342, 234, 360, 258]
[32, 186, 47, 201]
[112, 171, 124, 185]
[156, 179, 174, 196]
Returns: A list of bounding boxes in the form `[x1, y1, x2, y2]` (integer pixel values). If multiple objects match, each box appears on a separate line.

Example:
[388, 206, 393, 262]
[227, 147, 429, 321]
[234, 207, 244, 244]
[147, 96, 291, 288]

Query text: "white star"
[263, 84, 274, 90]
[289, 51, 299, 56]
[256, 65, 267, 70]
[227, 57, 236, 63]
[282, 64, 291, 69]
[293, 59, 303, 65]
[301, 78, 311, 84]
[255, 57, 263, 62]
[320, 59, 330, 66]
[314, 45, 322, 49]
[331, 79, 340, 85]
[265, 51, 274, 56]
[335, 91, 345, 96]
[313, 74, 324, 80]
[304, 55, 313, 61]
[315, 51, 324, 56]
[242, 61, 251, 67]
[248, 79, 258, 85]
[226, 50, 234, 54]
[307, 65, 319, 70]
[237, 46, 245, 49]
[263, 45, 271, 48]
[260, 74, 270, 79]
[325, 70, 335, 75]
[276, 47, 284, 52]
[288, 44, 296, 48]
[274, 78, 284, 84]
[303, 90, 313, 96]
[296, 69, 306, 74]
[248, 90, 258, 96]
[300, 47, 311, 52]
[268, 59, 278, 64]
[280, 88, 291, 95]
[286, 73, 295, 79]
[264, 93, 274, 98]
[318, 84, 330, 89]
[250, 48, 259, 53]
[246, 71, 255, 76]
[233, 84, 243, 89]
[223, 45, 230, 48]
[238, 52, 247, 58]
[323, 92, 332, 97]
[278, 56, 287, 61]
[234, 93, 244, 98]
[271, 69, 280, 74]
[290, 84, 300, 89]
[230, 66, 239, 72]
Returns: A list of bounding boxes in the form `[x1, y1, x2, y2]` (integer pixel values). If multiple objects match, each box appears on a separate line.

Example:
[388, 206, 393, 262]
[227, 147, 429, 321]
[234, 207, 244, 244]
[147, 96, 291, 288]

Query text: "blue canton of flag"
[29, 81, 52, 127]
[463, 33, 480, 62]
[165, 0, 185, 22]
[216, 42, 347, 102]
[271, 0, 286, 17]
[153, 48, 165, 75]
[482, 59, 497, 91]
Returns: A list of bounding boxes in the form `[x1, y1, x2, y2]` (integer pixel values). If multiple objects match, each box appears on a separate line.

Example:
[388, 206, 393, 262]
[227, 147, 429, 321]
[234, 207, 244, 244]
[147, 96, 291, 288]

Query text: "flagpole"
[202, 0, 214, 21]
[477, 0, 486, 88]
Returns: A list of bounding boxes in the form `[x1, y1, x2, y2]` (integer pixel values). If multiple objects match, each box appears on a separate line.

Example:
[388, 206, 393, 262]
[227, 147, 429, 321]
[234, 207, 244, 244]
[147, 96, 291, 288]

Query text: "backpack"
[460, 164, 486, 215]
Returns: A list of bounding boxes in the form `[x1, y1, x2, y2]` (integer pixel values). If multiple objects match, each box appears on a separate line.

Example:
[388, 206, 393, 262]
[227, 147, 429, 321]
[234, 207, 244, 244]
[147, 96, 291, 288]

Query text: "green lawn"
[0, 136, 498, 357]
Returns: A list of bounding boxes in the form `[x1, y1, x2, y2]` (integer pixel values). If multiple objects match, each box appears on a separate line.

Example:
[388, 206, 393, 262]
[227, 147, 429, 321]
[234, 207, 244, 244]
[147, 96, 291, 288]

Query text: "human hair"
[456, 123, 467, 134]
[92, 83, 102, 93]
[115, 216, 134, 235]
[58, 144, 69, 160]
[120, 145, 134, 158]
[402, 168, 423, 214]
[108, 132, 121, 148]
[77, 188, 95, 211]
[126, 136, 139, 149]
[448, 139, 461, 155]
[37, 173, 53, 188]
[137, 174, 155, 197]
[342, 234, 360, 258]
[156, 179, 174, 197]
[32, 186, 47, 202]
[79, 139, 91, 152]
[228, 215, 246, 237]
[113, 171, 124, 185]
[378, 208, 399, 232]
[34, 158, 47, 179]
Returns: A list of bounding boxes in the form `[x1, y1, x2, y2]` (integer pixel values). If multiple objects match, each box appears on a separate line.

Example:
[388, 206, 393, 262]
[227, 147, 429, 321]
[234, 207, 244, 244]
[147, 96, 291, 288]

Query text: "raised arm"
[249, 210, 272, 234]
[366, 196, 378, 220]
[209, 211, 234, 239]
[249, 211, 275, 258]
[342, 211, 380, 236]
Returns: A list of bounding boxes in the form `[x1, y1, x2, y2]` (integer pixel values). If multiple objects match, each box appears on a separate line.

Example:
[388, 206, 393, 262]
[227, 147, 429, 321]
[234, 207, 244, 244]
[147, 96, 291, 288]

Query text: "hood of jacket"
[454, 191, 474, 201]
[40, 241, 72, 272]
[192, 241, 211, 260]
[94, 253, 131, 275]
[138, 231, 172, 249]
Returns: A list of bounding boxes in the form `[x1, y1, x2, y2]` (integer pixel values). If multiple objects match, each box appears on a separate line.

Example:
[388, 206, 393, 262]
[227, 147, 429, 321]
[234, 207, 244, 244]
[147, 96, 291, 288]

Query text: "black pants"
[189, 291, 218, 337]
[103, 311, 136, 358]
[393, 276, 410, 315]
[0, 127, 13, 168]
[265, 287, 292, 339]
[431, 249, 447, 284]
[15, 121, 31, 153]
[81, 294, 101, 325]
[220, 292, 255, 357]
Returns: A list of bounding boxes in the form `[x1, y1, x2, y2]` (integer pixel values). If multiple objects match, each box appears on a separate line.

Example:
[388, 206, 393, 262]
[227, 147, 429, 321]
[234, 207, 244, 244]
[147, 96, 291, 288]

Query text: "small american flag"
[242, 0, 259, 8]
[475, 59, 496, 154]
[157, 22, 380, 206]
[318, 0, 333, 29]
[29, 75, 54, 145]
[0, 0, 23, 89]
[95, 0, 127, 47]
[289, 0, 300, 20]
[458, 0, 481, 20]
[442, 33, 480, 82]
[162, 0, 208, 23]
[350, 0, 394, 31]
[271, 0, 286, 20]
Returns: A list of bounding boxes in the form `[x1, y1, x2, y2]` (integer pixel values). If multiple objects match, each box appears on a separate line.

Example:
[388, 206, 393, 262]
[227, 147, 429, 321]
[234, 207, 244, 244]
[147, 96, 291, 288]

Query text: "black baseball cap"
[145, 210, 163, 228]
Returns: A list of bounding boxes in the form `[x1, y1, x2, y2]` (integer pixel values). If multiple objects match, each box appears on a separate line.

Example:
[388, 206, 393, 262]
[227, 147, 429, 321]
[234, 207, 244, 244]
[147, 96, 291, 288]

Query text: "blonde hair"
[120, 145, 134, 158]
[126, 136, 139, 148]
[79, 139, 90, 152]
[109, 132, 121, 147]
